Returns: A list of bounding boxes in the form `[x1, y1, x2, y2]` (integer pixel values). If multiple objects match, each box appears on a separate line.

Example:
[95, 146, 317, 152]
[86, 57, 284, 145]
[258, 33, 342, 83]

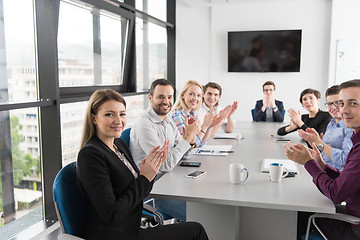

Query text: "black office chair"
[305, 213, 360, 240]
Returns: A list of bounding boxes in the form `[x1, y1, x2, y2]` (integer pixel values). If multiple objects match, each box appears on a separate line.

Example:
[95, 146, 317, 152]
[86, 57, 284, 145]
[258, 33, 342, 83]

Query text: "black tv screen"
[228, 30, 302, 72]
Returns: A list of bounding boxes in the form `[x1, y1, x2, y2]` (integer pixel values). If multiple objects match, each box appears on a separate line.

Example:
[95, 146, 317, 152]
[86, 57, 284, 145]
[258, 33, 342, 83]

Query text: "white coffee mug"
[229, 163, 249, 184]
[269, 163, 289, 182]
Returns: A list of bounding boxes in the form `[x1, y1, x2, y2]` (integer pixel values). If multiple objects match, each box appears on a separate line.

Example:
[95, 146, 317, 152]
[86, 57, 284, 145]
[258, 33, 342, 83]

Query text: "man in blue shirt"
[298, 85, 353, 170]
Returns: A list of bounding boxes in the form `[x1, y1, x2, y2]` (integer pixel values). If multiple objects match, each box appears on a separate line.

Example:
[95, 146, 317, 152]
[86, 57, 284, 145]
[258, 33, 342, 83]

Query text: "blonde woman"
[171, 80, 227, 147]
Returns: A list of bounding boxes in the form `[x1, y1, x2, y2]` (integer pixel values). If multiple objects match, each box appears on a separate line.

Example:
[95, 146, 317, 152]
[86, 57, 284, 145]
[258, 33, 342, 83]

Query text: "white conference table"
[150, 122, 335, 240]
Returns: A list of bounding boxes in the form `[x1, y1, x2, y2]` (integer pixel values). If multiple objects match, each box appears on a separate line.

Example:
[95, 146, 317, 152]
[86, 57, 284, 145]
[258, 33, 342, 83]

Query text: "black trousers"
[298, 211, 360, 240]
[140, 222, 209, 240]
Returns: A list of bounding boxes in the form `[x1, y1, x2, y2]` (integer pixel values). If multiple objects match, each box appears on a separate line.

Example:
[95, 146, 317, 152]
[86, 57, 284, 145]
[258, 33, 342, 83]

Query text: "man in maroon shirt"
[284, 79, 360, 239]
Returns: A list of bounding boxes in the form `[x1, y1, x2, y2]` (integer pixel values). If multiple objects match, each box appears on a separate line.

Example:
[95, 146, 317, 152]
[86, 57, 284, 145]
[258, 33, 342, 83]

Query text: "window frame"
[0, 0, 175, 235]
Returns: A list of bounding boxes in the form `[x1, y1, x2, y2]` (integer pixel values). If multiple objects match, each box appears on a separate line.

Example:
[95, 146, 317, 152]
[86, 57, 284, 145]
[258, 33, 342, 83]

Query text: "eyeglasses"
[263, 89, 274, 92]
[325, 101, 340, 108]
[325, 101, 341, 108]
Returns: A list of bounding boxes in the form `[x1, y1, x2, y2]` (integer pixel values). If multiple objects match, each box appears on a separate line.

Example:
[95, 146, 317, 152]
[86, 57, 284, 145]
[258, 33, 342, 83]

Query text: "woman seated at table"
[170, 80, 229, 147]
[77, 89, 209, 240]
[277, 88, 332, 145]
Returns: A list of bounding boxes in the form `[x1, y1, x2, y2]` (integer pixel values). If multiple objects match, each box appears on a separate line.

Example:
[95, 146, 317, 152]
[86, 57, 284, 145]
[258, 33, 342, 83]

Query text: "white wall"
[177, 0, 332, 121]
[176, 0, 211, 85]
[328, 0, 360, 86]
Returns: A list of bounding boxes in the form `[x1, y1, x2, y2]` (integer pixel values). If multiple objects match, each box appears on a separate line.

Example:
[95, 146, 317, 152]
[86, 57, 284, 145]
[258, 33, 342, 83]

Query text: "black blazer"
[277, 110, 332, 137]
[254, 99, 285, 122]
[77, 136, 153, 240]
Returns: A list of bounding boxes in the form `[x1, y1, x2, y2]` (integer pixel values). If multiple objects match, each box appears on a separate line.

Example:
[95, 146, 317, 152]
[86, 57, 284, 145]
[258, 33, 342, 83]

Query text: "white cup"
[229, 163, 249, 184]
[269, 163, 289, 182]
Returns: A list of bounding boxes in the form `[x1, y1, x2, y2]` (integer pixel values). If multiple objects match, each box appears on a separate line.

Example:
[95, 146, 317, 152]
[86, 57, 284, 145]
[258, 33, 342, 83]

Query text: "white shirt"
[129, 107, 191, 174]
[197, 102, 228, 131]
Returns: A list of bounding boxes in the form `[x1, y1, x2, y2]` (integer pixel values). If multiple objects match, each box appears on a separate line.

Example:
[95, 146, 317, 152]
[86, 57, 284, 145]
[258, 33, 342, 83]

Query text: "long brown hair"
[80, 89, 126, 148]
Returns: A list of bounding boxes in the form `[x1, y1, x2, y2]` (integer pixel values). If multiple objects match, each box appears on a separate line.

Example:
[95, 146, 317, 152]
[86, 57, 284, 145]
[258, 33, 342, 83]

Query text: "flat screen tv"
[228, 30, 302, 72]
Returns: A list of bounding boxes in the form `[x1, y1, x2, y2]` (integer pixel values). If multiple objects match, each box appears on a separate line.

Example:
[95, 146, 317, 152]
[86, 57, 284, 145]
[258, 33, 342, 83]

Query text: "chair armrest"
[305, 213, 360, 240]
[58, 233, 84, 240]
[142, 202, 164, 226]
[143, 203, 157, 214]
[312, 213, 360, 225]
[144, 198, 156, 207]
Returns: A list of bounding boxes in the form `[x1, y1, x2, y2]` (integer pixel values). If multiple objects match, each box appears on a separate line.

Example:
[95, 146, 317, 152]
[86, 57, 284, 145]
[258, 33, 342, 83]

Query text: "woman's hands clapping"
[285, 108, 304, 133]
[288, 108, 303, 128]
[140, 140, 169, 181]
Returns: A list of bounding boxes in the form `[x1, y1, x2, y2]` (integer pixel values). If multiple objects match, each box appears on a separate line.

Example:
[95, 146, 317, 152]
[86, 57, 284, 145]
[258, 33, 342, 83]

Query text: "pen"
[218, 150, 234, 153]
[199, 150, 213, 153]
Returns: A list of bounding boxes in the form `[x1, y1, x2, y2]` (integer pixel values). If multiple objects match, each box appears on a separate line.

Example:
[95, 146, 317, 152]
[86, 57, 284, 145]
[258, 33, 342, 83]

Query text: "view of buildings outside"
[0, 0, 166, 238]
[0, 0, 43, 236]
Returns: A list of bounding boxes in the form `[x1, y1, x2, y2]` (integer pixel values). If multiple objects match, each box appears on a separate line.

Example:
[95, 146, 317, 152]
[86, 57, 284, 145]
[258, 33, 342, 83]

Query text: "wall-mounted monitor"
[228, 30, 302, 72]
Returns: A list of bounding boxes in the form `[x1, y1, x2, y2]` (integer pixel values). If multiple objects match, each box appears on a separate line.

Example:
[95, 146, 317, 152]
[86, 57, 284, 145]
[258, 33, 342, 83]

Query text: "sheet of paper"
[213, 133, 243, 139]
[194, 145, 233, 156]
[269, 134, 291, 143]
[261, 158, 299, 173]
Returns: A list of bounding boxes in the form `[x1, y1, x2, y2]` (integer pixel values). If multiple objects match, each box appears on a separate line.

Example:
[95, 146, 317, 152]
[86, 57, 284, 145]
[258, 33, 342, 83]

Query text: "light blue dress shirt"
[321, 119, 353, 170]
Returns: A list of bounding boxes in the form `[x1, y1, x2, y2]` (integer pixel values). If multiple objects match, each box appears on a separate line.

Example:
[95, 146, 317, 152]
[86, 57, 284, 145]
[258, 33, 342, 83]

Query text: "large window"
[0, 0, 43, 238]
[136, 19, 167, 91]
[2, 0, 37, 104]
[58, 0, 129, 87]
[0, 0, 175, 238]
[0, 106, 42, 237]
[60, 102, 87, 166]
[136, 0, 167, 22]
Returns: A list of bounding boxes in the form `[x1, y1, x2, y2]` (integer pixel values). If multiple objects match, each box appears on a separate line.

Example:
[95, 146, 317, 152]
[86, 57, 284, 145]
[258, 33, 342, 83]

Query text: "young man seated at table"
[130, 78, 200, 222]
[254, 81, 285, 122]
[197, 82, 238, 133]
[298, 85, 353, 170]
[284, 79, 360, 239]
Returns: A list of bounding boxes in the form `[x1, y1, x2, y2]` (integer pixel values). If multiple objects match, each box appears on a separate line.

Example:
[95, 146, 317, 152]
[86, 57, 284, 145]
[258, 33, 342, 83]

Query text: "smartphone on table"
[186, 170, 206, 179]
[180, 161, 201, 167]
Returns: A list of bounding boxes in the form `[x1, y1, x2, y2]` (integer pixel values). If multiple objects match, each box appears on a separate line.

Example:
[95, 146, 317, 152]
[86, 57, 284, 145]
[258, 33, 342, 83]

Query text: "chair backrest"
[120, 128, 131, 146]
[53, 162, 88, 238]
[251, 109, 255, 121]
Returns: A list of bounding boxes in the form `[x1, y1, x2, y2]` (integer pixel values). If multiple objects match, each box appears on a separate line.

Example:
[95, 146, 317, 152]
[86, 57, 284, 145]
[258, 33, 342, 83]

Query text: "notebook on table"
[261, 158, 299, 174]
[213, 133, 243, 140]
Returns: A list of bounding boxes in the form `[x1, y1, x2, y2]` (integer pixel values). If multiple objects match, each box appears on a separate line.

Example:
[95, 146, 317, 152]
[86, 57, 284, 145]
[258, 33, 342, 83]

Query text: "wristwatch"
[317, 142, 324, 152]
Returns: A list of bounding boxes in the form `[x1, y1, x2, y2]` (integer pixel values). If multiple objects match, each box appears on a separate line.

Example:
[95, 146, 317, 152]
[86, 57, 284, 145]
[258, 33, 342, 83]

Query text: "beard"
[153, 103, 172, 116]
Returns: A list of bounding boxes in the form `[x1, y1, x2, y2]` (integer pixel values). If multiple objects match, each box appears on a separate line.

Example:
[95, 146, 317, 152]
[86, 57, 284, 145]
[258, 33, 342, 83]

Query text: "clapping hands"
[287, 108, 302, 127]
[298, 128, 322, 146]
[140, 140, 169, 181]
[183, 115, 201, 144]
[283, 142, 325, 169]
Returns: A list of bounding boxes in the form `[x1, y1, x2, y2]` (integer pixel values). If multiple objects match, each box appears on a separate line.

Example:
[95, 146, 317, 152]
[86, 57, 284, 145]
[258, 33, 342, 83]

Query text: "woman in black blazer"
[277, 88, 332, 146]
[77, 89, 208, 240]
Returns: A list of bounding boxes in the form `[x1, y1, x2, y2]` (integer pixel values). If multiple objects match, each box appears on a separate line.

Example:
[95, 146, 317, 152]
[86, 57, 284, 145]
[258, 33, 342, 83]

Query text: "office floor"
[35, 226, 61, 240]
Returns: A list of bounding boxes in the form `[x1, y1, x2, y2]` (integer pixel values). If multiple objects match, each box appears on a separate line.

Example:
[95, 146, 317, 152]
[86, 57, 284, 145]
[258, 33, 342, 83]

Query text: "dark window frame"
[0, 0, 175, 236]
